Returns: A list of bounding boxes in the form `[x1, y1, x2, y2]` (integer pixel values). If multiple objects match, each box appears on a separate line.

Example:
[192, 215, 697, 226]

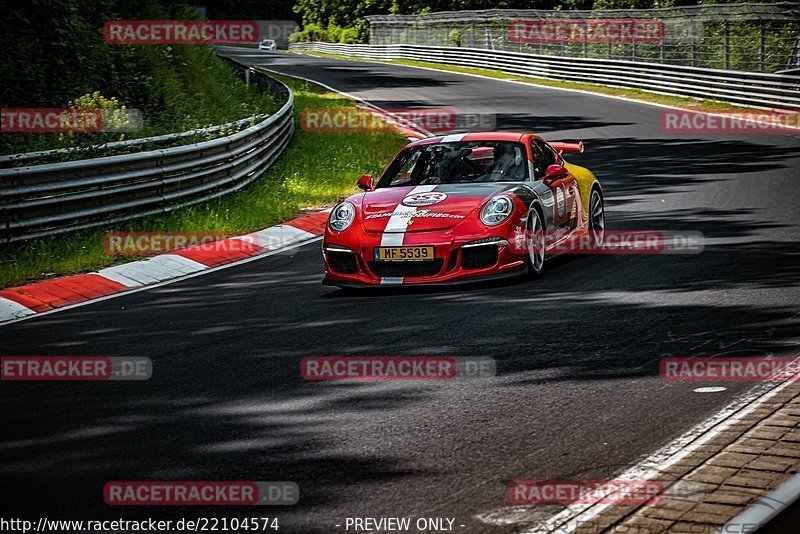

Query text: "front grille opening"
[368, 259, 444, 277]
[461, 245, 499, 270]
[327, 251, 359, 274]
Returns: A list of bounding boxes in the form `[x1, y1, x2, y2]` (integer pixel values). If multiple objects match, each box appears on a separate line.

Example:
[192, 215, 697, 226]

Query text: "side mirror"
[543, 164, 568, 184]
[357, 173, 374, 191]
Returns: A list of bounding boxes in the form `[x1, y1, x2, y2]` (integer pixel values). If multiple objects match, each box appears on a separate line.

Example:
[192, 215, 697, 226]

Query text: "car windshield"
[377, 141, 528, 187]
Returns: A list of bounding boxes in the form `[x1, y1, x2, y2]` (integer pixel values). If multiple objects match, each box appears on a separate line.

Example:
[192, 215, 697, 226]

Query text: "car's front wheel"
[526, 206, 546, 275]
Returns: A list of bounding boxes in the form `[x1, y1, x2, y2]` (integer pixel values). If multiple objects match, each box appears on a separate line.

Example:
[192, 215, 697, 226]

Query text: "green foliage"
[293, 0, 561, 32]
[193, 0, 296, 19]
[290, 21, 365, 44]
[290, 22, 328, 42]
[0, 0, 276, 155]
[339, 27, 361, 44]
[449, 29, 462, 46]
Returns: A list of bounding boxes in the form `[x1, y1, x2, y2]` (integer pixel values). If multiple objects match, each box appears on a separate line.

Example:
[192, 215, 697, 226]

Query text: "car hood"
[359, 183, 516, 233]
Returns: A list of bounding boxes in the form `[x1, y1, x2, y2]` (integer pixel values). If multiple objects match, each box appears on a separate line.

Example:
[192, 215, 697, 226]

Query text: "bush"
[352, 19, 371, 44]
[290, 20, 368, 45]
[339, 27, 360, 44]
[290, 23, 328, 43]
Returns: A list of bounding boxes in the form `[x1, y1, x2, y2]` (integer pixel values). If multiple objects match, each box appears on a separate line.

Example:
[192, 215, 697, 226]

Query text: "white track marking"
[146, 254, 208, 275]
[237, 225, 317, 249]
[98, 261, 168, 287]
[502, 379, 795, 533]
[0, 297, 36, 322]
[96, 266, 145, 287]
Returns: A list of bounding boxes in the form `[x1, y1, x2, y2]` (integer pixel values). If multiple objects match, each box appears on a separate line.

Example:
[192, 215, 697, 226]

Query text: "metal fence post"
[724, 17, 730, 70]
[583, 33, 588, 58]
[759, 20, 766, 72]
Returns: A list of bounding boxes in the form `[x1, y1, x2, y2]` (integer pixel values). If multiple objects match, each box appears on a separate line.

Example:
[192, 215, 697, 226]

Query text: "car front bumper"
[322, 227, 527, 287]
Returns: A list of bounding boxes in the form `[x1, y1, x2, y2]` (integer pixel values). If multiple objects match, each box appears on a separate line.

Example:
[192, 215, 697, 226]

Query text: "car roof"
[406, 132, 542, 147]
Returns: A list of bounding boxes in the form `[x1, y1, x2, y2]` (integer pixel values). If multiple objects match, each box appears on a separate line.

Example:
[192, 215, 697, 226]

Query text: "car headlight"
[329, 201, 356, 232]
[480, 195, 514, 226]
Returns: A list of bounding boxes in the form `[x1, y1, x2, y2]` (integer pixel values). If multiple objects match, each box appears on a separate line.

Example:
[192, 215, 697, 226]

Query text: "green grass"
[298, 50, 760, 113]
[0, 74, 407, 289]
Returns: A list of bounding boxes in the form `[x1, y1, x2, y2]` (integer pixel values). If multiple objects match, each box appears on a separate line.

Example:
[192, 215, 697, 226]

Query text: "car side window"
[544, 143, 561, 166]
[532, 139, 560, 179]
[530, 140, 547, 179]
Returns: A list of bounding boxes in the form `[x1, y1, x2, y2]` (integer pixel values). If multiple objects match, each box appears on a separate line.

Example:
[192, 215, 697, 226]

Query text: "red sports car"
[322, 132, 604, 287]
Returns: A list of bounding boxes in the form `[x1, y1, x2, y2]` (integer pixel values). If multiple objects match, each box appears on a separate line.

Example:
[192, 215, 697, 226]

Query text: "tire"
[526, 205, 546, 276]
[589, 188, 605, 248]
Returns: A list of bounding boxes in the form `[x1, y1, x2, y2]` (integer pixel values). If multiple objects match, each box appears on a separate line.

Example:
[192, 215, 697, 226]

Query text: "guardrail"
[365, 3, 800, 73]
[0, 58, 294, 244]
[290, 42, 800, 111]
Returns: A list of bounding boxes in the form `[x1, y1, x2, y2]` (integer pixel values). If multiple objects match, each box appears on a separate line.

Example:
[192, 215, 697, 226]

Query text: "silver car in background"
[258, 39, 277, 51]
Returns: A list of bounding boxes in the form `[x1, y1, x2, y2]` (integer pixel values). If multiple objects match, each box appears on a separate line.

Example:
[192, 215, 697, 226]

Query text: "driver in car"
[488, 143, 525, 180]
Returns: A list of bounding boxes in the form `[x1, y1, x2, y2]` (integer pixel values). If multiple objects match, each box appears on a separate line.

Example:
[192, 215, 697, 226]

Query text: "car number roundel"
[555, 185, 566, 217]
[402, 192, 447, 206]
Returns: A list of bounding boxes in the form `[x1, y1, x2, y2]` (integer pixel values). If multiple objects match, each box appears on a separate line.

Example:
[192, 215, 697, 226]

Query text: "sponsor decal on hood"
[401, 192, 448, 206]
[364, 209, 465, 220]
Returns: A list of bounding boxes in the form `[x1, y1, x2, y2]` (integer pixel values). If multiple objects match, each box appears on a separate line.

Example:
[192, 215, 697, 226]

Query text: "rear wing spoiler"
[549, 141, 584, 154]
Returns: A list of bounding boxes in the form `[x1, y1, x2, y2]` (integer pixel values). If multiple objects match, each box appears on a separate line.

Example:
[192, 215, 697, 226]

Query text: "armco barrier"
[290, 42, 800, 111]
[0, 58, 294, 243]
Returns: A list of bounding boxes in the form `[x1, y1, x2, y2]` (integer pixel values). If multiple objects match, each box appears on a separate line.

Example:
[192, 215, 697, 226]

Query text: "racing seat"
[488, 144, 524, 180]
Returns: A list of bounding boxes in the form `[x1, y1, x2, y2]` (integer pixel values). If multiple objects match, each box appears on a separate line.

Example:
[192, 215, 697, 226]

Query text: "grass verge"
[0, 74, 407, 289]
[297, 50, 762, 113]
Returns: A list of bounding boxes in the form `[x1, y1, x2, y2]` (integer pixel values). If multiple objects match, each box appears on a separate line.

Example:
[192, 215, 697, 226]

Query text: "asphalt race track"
[2, 48, 799, 532]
